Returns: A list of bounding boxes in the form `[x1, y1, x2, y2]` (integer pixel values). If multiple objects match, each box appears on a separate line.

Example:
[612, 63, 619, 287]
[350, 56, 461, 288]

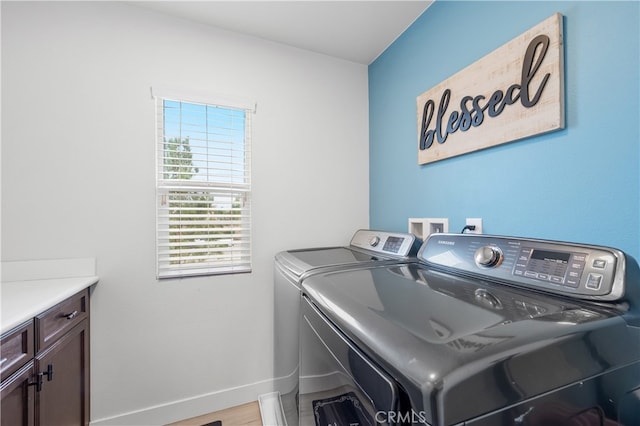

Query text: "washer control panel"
[350, 229, 416, 257]
[419, 234, 627, 301]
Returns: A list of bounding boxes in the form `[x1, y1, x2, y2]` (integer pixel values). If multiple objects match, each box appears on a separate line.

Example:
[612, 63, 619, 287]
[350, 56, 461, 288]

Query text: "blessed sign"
[417, 13, 565, 164]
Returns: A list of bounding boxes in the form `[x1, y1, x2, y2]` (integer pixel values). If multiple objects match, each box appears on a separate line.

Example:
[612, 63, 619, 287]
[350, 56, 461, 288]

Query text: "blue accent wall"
[369, 1, 640, 259]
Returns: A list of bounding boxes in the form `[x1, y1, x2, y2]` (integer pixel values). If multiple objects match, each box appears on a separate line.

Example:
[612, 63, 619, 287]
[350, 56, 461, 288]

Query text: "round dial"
[474, 245, 503, 268]
[369, 236, 381, 247]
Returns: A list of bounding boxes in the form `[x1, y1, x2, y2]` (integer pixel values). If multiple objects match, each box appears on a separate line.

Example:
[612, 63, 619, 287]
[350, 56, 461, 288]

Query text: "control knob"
[474, 245, 503, 268]
[369, 236, 381, 247]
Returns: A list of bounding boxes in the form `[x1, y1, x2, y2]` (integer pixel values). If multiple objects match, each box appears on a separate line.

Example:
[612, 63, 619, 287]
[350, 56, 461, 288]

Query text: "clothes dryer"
[272, 229, 418, 425]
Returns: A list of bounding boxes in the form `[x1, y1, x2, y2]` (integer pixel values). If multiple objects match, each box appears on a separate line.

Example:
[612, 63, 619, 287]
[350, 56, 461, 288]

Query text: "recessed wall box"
[409, 218, 449, 240]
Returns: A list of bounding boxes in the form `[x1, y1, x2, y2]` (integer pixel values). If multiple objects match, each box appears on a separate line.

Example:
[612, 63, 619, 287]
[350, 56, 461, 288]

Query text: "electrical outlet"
[466, 218, 483, 234]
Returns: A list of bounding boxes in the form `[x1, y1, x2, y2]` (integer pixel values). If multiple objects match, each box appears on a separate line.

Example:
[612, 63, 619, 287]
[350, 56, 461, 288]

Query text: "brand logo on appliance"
[437, 240, 455, 246]
[416, 13, 564, 165]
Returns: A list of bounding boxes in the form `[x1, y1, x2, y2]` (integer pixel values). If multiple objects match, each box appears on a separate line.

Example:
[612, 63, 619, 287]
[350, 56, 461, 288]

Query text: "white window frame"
[152, 87, 256, 279]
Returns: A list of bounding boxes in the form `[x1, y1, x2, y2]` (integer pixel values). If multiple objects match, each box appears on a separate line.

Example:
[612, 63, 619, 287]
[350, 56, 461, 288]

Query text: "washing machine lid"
[302, 263, 637, 425]
[275, 229, 416, 279]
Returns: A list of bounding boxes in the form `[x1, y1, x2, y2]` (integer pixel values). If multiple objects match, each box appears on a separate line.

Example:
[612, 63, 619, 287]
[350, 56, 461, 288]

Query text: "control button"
[550, 276, 564, 284]
[593, 259, 607, 269]
[565, 278, 580, 288]
[474, 245, 503, 268]
[538, 273, 549, 280]
[573, 254, 586, 262]
[369, 236, 380, 247]
[586, 273, 603, 290]
[524, 271, 537, 278]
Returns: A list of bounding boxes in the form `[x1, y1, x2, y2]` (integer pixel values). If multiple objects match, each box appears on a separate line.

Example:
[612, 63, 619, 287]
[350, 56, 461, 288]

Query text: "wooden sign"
[417, 13, 565, 164]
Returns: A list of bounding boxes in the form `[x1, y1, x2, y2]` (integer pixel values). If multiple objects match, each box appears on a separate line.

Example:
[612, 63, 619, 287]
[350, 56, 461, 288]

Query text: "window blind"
[154, 91, 253, 279]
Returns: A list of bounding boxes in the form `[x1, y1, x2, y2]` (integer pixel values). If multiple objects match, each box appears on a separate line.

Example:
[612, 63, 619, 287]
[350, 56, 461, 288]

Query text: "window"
[153, 87, 255, 279]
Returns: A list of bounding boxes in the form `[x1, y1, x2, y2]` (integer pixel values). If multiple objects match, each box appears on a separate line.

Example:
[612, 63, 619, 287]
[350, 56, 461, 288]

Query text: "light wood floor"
[167, 401, 263, 426]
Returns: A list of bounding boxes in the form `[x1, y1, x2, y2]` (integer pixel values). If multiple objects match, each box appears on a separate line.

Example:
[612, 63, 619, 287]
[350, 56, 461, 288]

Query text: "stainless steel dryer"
[300, 233, 640, 425]
[272, 229, 418, 426]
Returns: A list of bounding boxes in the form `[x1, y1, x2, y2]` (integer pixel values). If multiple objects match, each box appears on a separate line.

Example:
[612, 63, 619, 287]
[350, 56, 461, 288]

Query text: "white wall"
[1, 2, 369, 424]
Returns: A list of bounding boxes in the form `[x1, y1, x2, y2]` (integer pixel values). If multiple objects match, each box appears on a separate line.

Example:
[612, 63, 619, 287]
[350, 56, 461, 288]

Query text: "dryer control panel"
[419, 234, 627, 301]
[350, 229, 416, 257]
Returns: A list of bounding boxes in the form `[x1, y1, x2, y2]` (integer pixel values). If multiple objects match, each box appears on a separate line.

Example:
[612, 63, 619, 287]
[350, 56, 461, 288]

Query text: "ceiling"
[131, 1, 433, 65]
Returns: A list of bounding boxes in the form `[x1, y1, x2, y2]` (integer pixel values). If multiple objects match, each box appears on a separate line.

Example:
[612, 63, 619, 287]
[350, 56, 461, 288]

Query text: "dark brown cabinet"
[0, 362, 35, 426]
[1, 289, 90, 426]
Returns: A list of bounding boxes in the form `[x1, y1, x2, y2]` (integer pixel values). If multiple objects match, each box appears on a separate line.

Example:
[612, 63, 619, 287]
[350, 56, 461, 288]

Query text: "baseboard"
[300, 371, 350, 394]
[90, 378, 274, 426]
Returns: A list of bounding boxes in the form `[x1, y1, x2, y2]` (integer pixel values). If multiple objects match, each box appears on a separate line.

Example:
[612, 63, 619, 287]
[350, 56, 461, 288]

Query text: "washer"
[300, 233, 640, 425]
[271, 229, 418, 426]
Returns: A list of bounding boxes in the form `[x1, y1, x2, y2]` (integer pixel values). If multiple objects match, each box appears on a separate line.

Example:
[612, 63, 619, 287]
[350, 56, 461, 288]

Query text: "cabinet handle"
[42, 364, 54, 381]
[65, 310, 79, 320]
[29, 364, 54, 392]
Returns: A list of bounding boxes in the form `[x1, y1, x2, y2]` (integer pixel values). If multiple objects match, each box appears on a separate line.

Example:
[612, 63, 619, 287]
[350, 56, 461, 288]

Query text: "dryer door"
[299, 296, 399, 426]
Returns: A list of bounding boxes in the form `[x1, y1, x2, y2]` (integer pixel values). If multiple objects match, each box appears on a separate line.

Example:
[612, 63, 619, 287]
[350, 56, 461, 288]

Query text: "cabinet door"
[36, 320, 89, 426]
[1, 361, 36, 426]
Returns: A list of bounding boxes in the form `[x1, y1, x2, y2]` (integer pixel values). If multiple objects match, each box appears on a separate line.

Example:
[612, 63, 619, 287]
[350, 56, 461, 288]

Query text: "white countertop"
[1, 276, 99, 334]
[1, 258, 99, 335]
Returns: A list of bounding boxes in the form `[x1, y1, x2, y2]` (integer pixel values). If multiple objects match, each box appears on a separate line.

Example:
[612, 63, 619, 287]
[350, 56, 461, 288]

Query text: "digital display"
[383, 236, 404, 253]
[530, 250, 570, 263]
[527, 249, 570, 277]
